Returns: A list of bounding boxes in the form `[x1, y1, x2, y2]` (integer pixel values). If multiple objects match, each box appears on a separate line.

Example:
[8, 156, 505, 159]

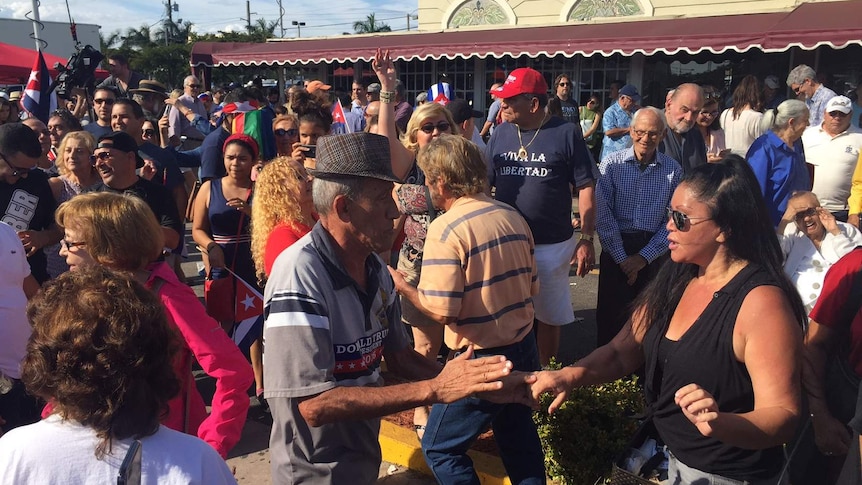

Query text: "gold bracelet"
[379, 91, 395, 104]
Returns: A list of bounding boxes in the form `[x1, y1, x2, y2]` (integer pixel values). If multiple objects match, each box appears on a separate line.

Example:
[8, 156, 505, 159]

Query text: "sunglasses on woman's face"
[667, 208, 712, 231]
[419, 122, 451, 134]
[142, 129, 155, 137]
[274, 128, 298, 137]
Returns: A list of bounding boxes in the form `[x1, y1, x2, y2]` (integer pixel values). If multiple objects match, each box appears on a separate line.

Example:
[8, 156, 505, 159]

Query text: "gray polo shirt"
[263, 222, 409, 485]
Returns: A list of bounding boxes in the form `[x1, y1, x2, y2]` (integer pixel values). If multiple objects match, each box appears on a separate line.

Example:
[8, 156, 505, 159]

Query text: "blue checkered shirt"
[807, 84, 838, 127]
[596, 147, 683, 264]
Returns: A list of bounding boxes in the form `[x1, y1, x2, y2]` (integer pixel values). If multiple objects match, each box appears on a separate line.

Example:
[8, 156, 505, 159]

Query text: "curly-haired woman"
[55, 192, 253, 458]
[0, 266, 236, 483]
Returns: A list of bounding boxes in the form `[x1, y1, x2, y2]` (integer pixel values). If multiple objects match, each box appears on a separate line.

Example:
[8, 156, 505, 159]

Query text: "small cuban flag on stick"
[21, 49, 57, 123]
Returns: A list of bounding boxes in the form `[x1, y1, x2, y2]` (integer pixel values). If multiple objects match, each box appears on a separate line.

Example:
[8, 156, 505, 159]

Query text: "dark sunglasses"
[90, 151, 113, 164]
[794, 207, 818, 221]
[142, 129, 155, 137]
[274, 128, 298, 137]
[667, 208, 711, 230]
[60, 239, 87, 251]
[419, 122, 451, 134]
[827, 111, 849, 118]
[93, 98, 114, 105]
[558, 82, 571, 87]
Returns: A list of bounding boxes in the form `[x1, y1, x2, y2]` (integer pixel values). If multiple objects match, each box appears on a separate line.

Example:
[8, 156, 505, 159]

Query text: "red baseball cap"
[490, 68, 549, 99]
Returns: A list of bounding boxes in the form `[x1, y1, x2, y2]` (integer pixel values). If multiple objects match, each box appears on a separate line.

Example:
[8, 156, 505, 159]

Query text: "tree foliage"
[353, 14, 391, 34]
[97, 16, 279, 89]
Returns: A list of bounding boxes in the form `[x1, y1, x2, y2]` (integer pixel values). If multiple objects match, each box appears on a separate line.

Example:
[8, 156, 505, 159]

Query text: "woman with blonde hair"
[251, 156, 315, 284]
[373, 48, 461, 438]
[55, 192, 253, 458]
[45, 130, 101, 278]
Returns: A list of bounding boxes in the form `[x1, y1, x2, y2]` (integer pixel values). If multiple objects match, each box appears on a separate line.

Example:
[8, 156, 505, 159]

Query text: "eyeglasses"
[60, 239, 87, 251]
[90, 151, 113, 164]
[632, 129, 661, 140]
[558, 82, 571, 87]
[142, 129, 155, 137]
[794, 207, 818, 221]
[792, 80, 808, 95]
[827, 111, 849, 118]
[187, 84, 201, 89]
[0, 152, 31, 178]
[667, 208, 712, 230]
[274, 128, 298, 137]
[419, 122, 451, 134]
[93, 98, 114, 105]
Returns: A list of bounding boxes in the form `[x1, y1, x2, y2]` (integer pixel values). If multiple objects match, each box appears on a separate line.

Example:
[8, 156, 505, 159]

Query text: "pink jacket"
[146, 261, 253, 458]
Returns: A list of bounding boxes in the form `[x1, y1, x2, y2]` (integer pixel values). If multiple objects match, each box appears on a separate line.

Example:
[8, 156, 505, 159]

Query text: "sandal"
[414, 424, 426, 441]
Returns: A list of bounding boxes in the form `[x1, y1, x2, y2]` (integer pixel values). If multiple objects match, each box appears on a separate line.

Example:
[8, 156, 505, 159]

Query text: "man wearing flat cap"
[130, 80, 168, 120]
[263, 132, 535, 485]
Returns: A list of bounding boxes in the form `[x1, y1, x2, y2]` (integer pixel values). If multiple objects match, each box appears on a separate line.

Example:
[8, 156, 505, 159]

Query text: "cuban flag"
[226, 268, 264, 353]
[428, 82, 453, 106]
[331, 98, 350, 133]
[21, 49, 57, 123]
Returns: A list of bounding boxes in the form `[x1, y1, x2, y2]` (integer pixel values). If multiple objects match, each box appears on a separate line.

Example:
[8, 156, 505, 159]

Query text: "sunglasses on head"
[274, 128, 298, 137]
[419, 122, 451, 134]
[667, 208, 712, 230]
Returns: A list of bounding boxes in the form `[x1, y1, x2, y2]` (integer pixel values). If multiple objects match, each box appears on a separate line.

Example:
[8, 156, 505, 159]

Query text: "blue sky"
[1, 0, 419, 39]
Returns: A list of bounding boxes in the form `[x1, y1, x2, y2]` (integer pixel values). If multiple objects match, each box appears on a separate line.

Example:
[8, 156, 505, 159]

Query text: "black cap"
[446, 99, 483, 124]
[97, 131, 144, 168]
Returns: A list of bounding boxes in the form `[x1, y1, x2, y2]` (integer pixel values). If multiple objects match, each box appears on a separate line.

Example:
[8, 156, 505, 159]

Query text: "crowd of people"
[2, 48, 862, 485]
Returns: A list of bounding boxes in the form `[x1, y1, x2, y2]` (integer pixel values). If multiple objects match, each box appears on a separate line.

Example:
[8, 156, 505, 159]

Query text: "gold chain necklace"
[515, 114, 548, 160]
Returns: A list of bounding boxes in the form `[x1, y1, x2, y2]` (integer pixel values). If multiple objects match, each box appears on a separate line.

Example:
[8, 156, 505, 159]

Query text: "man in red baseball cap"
[485, 67, 597, 367]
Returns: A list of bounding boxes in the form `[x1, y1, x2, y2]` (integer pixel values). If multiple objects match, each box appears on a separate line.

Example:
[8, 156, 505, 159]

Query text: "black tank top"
[643, 263, 783, 480]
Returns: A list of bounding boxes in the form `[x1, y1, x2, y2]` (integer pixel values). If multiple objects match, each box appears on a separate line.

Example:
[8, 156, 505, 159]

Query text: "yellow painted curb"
[379, 420, 512, 485]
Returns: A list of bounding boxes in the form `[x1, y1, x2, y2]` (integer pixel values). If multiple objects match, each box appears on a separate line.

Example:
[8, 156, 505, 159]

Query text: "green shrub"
[533, 361, 644, 485]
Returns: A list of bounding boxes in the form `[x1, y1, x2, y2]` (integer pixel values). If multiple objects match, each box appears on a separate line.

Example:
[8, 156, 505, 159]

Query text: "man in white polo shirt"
[802, 95, 862, 222]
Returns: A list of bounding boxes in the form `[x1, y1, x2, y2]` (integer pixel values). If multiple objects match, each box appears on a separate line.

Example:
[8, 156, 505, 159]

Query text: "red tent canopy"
[0, 42, 74, 84]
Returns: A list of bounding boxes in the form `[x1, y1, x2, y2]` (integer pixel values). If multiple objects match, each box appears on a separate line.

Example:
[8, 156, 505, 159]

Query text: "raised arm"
[372, 48, 415, 180]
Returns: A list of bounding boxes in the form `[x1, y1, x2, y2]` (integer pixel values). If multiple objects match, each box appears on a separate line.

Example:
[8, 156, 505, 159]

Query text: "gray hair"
[312, 176, 365, 215]
[183, 75, 199, 87]
[415, 92, 428, 104]
[631, 106, 667, 133]
[760, 99, 808, 132]
[786, 65, 816, 87]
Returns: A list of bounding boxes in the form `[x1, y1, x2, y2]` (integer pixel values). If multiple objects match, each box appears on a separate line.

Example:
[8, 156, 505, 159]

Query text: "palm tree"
[124, 25, 154, 50]
[353, 13, 391, 34]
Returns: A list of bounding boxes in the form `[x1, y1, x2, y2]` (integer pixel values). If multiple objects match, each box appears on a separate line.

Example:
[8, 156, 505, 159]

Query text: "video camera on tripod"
[49, 45, 104, 100]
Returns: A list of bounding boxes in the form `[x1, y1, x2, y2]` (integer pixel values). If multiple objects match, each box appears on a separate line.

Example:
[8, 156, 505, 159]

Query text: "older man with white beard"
[659, 83, 707, 173]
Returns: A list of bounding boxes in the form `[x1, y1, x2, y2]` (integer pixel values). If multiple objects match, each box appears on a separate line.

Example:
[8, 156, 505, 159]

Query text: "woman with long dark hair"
[533, 155, 806, 484]
[720, 75, 765, 156]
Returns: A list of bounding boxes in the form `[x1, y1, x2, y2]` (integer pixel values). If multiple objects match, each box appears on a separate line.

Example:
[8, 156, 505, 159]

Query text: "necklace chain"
[515, 114, 548, 160]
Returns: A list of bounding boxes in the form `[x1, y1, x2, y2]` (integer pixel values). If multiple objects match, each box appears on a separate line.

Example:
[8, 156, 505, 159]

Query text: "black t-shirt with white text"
[1, 169, 57, 283]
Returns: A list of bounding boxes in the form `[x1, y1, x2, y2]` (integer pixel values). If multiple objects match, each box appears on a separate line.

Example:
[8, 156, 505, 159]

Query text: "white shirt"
[802, 125, 862, 212]
[0, 416, 237, 485]
[0, 223, 31, 380]
[720, 108, 765, 157]
[780, 221, 862, 313]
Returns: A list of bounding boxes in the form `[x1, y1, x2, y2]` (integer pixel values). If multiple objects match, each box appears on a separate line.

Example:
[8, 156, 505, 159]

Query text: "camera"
[50, 45, 104, 100]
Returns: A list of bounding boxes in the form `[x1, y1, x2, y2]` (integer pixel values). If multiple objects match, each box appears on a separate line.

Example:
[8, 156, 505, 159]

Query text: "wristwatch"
[578, 233, 594, 243]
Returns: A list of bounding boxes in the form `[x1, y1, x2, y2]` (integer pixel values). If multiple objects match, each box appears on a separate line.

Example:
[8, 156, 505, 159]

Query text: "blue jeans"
[421, 332, 545, 485]
[668, 453, 789, 485]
